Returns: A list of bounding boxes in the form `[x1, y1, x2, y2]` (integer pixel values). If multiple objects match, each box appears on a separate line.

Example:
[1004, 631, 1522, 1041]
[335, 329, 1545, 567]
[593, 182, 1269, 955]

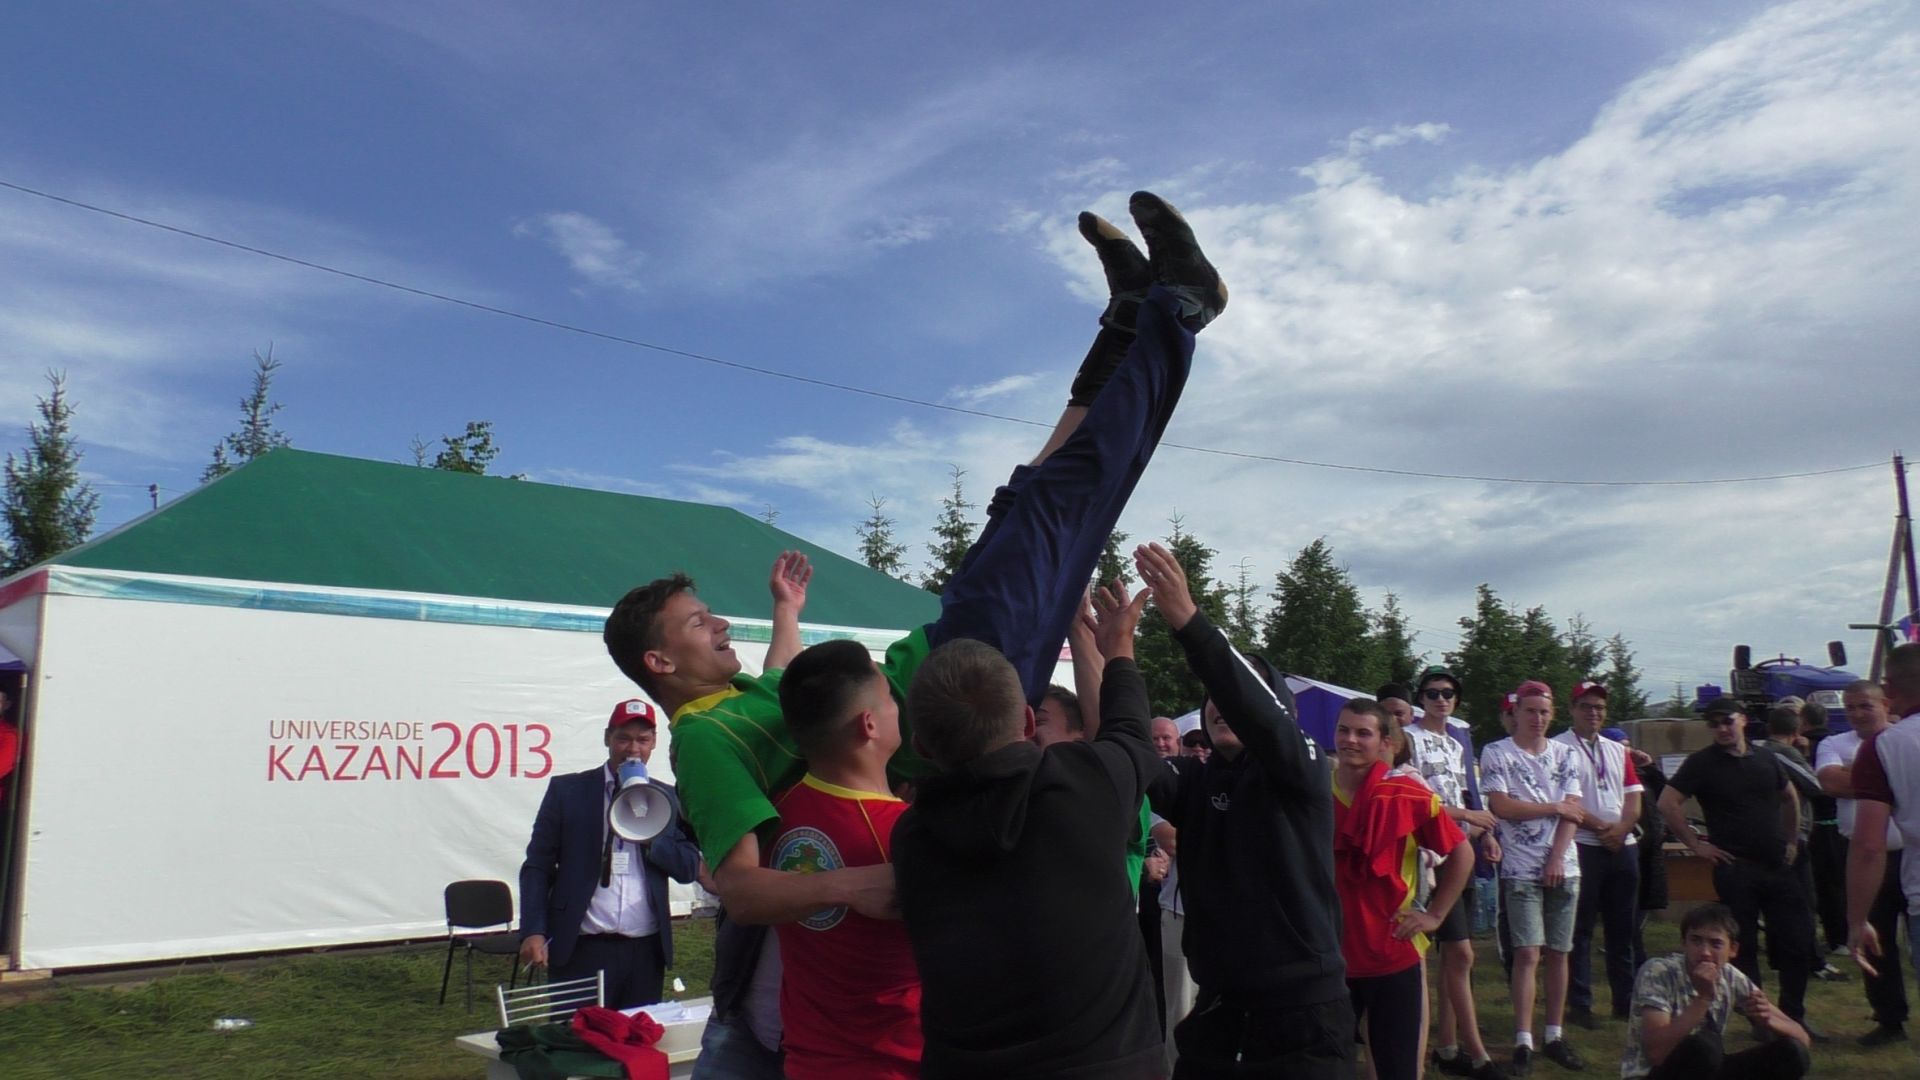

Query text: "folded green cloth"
[496, 1021, 626, 1079]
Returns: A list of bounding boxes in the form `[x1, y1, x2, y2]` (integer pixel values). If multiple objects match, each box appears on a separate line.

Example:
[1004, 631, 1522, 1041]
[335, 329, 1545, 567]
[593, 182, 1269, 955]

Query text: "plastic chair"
[497, 969, 605, 1029]
[439, 879, 522, 1009]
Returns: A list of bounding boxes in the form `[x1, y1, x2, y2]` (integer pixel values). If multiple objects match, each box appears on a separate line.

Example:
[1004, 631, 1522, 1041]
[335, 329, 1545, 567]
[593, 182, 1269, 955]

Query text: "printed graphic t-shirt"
[1479, 737, 1584, 882]
[770, 774, 921, 1080]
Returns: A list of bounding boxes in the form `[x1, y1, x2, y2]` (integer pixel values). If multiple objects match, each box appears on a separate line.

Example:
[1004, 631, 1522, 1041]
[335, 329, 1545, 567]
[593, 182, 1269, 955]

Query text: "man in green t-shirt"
[602, 193, 1225, 1074]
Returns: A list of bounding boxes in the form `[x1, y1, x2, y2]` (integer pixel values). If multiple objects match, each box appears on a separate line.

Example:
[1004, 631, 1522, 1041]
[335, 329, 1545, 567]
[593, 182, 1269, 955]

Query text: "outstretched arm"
[764, 550, 812, 671]
[1068, 587, 1104, 736]
[1083, 580, 1157, 796]
[712, 832, 898, 926]
[1136, 543, 1322, 791]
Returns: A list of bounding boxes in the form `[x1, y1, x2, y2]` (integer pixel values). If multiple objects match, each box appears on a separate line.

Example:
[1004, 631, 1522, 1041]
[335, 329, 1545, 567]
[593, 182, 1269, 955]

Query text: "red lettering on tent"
[523, 723, 554, 779]
[268, 744, 296, 781]
[466, 723, 501, 779]
[363, 744, 393, 781]
[333, 743, 361, 781]
[396, 743, 424, 780]
[429, 722, 462, 779]
[296, 745, 331, 781]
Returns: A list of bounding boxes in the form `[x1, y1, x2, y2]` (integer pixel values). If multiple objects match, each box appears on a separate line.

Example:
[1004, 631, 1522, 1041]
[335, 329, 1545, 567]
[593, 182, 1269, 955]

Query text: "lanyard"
[1574, 735, 1607, 790]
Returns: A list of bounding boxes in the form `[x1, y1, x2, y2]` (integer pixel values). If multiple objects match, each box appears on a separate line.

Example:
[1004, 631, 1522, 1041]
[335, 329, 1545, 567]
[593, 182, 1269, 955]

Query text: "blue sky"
[3, 0, 1917, 699]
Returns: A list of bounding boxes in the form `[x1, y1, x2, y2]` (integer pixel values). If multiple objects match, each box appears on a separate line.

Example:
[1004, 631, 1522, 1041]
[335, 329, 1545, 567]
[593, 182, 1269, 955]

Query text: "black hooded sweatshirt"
[893, 657, 1163, 1080]
[1147, 611, 1347, 1007]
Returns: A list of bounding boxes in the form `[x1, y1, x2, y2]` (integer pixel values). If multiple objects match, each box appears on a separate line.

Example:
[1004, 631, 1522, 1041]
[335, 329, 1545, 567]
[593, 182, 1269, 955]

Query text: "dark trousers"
[1645, 1030, 1809, 1080]
[1349, 964, 1425, 1080]
[1172, 989, 1354, 1079]
[552, 932, 666, 1010]
[1711, 858, 1814, 1021]
[1848, 841, 1910, 1025]
[1809, 822, 1848, 950]
[1570, 843, 1640, 1014]
[928, 287, 1192, 702]
[1141, 880, 1167, 1031]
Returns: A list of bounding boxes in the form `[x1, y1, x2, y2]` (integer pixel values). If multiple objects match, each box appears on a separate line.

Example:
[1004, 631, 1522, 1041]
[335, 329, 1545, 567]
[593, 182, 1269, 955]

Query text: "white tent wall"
[12, 587, 769, 970]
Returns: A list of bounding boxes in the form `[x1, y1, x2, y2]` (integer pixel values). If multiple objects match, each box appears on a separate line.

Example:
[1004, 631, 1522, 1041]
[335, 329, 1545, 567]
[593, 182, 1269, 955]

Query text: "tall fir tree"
[920, 466, 976, 595]
[3, 372, 100, 575]
[1223, 557, 1261, 652]
[1261, 538, 1372, 687]
[1094, 529, 1132, 591]
[1448, 584, 1528, 746]
[203, 346, 292, 482]
[1602, 633, 1650, 718]
[855, 495, 908, 577]
[1660, 681, 1691, 717]
[1517, 605, 1576, 725]
[1564, 614, 1602, 679]
[1134, 515, 1230, 716]
[1366, 592, 1423, 688]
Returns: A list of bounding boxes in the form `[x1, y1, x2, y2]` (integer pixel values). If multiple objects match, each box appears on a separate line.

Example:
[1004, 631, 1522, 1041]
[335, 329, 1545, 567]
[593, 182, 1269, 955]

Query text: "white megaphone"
[609, 758, 679, 843]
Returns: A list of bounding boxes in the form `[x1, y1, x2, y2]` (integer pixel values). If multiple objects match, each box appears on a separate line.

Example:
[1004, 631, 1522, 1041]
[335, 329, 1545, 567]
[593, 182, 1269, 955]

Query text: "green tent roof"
[55, 449, 939, 630]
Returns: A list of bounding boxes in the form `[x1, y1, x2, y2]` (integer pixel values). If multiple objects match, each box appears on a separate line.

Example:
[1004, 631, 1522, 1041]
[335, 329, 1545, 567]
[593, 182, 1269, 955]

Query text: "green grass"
[1, 915, 1916, 1078]
[0, 922, 715, 1080]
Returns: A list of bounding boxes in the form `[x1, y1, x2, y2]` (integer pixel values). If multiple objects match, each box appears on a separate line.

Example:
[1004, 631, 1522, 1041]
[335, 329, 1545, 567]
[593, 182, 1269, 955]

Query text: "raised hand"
[1134, 542, 1197, 630]
[1084, 579, 1149, 661]
[769, 550, 812, 612]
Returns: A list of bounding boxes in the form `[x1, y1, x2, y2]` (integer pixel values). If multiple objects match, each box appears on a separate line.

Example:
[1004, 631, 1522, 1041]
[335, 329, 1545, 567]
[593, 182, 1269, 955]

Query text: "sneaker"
[1542, 1039, 1586, 1070]
[1859, 1022, 1907, 1047]
[1565, 1005, 1599, 1030]
[1509, 1045, 1533, 1077]
[1066, 212, 1154, 407]
[1465, 1058, 1512, 1080]
[1127, 191, 1228, 328]
[1814, 961, 1851, 982]
[1431, 1049, 1473, 1076]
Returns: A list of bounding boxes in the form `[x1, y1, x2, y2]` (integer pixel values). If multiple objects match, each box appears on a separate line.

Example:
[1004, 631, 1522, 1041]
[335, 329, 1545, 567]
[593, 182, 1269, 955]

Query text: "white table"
[455, 997, 709, 1079]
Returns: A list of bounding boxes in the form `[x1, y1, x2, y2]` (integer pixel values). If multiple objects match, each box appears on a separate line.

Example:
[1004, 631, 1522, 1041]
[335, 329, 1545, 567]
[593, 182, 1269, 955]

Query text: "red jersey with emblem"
[769, 774, 921, 1080]
[1333, 761, 1467, 978]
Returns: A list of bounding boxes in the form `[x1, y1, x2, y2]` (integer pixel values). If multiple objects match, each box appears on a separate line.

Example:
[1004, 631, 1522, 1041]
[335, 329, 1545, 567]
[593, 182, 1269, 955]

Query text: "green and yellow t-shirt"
[670, 627, 934, 868]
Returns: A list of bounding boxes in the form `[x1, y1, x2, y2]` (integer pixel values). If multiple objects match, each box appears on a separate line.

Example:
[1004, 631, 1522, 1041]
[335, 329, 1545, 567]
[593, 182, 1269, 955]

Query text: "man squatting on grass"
[600, 193, 1225, 1079]
[1619, 902, 1810, 1079]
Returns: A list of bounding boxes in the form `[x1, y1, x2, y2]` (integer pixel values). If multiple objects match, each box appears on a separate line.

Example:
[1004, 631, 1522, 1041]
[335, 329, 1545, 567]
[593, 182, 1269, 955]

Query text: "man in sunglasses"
[1404, 668, 1505, 1079]
[1659, 697, 1818, 1038]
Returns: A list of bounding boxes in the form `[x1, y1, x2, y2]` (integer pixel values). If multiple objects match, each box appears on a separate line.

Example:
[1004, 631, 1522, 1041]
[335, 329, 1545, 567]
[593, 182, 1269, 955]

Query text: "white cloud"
[513, 211, 646, 292]
[947, 373, 1041, 404]
[720, 0, 1920, 694]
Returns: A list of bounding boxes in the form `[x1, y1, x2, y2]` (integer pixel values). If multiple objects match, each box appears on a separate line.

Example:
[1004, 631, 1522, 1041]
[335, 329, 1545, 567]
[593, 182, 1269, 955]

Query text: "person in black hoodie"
[894, 581, 1165, 1080]
[1136, 541, 1354, 1079]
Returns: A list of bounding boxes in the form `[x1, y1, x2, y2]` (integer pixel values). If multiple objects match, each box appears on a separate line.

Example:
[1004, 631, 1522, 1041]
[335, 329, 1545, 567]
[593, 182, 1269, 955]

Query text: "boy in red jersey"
[1332, 698, 1474, 1080]
[768, 638, 922, 1079]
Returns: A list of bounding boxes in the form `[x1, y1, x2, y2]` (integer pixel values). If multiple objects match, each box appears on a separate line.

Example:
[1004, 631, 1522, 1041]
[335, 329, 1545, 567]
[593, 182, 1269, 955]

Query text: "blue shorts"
[925, 286, 1195, 702]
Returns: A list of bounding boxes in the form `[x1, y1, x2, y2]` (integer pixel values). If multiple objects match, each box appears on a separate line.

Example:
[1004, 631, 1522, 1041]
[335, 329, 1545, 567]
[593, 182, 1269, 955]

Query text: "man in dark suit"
[518, 699, 703, 1007]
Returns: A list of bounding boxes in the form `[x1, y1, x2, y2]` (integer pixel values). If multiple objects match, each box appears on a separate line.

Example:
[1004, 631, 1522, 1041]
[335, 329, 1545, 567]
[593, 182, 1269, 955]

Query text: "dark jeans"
[1645, 1030, 1809, 1080]
[1711, 858, 1814, 1021]
[1846, 841, 1910, 1025]
[1570, 843, 1640, 1014]
[1349, 964, 1425, 1080]
[1173, 989, 1354, 1079]
[552, 932, 665, 1010]
[1809, 822, 1848, 950]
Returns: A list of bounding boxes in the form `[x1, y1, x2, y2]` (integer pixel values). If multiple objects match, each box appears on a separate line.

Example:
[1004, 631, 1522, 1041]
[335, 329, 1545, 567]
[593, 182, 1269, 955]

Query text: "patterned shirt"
[1406, 721, 1477, 811]
[1621, 954, 1757, 1079]
[1479, 737, 1583, 881]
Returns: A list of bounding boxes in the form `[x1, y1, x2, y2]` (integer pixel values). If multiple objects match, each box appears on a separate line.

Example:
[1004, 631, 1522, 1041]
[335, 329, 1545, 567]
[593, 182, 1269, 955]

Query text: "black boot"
[1066, 212, 1151, 408]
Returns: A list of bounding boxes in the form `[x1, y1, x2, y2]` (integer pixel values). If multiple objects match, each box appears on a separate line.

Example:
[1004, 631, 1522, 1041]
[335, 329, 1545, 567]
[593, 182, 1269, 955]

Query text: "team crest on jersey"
[771, 826, 847, 930]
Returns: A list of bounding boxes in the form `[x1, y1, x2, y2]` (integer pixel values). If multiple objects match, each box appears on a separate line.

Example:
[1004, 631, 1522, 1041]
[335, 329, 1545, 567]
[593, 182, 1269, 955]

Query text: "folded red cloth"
[570, 1006, 669, 1080]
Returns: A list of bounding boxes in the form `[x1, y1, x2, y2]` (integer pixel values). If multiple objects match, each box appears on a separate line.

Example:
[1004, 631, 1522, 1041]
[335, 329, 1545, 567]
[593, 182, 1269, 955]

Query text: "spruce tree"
[1449, 584, 1528, 745]
[1603, 633, 1650, 719]
[1134, 515, 1230, 716]
[203, 346, 291, 482]
[855, 495, 907, 577]
[1262, 538, 1372, 687]
[920, 466, 976, 595]
[1367, 592, 1423, 688]
[3, 372, 100, 574]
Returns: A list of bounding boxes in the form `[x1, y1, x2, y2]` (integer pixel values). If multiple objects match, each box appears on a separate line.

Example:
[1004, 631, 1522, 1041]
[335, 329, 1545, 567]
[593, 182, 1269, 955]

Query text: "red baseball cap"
[607, 698, 658, 731]
[1573, 679, 1608, 700]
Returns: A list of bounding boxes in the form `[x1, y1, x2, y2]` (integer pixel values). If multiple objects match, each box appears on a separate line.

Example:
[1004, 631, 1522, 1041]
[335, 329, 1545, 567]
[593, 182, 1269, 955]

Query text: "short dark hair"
[1375, 682, 1413, 706]
[1341, 697, 1389, 734]
[604, 573, 696, 695]
[780, 639, 878, 760]
[1041, 685, 1084, 733]
[1679, 902, 1741, 941]
[1765, 705, 1802, 738]
[907, 639, 1027, 770]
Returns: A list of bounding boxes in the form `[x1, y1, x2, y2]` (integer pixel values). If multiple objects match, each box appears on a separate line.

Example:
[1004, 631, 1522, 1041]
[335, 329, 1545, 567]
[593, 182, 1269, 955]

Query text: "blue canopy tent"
[1172, 673, 1433, 751]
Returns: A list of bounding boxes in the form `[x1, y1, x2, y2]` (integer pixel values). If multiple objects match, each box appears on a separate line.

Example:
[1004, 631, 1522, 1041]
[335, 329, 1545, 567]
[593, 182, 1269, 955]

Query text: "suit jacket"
[519, 764, 702, 968]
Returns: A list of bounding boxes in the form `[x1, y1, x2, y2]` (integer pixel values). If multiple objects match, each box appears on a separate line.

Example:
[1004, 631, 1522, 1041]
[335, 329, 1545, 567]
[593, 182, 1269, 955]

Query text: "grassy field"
[1, 915, 1916, 1078]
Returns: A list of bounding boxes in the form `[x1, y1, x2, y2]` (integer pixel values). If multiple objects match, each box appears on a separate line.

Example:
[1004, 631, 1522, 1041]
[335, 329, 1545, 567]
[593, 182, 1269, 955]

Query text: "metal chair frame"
[496, 969, 605, 1029]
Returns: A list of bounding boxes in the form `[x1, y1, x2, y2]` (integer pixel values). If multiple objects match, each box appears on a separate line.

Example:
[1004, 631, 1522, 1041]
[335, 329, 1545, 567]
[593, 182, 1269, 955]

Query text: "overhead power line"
[1, 178, 1888, 488]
